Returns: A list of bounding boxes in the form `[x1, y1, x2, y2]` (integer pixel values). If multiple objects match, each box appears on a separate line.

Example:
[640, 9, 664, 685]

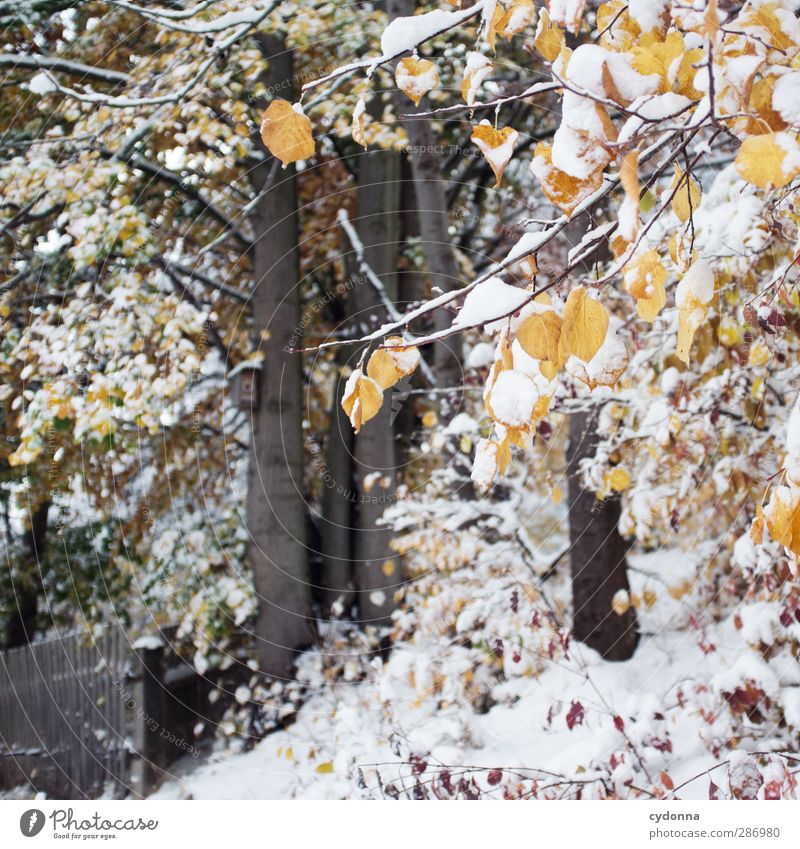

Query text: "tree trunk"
[352, 147, 402, 625]
[6, 500, 49, 647]
[390, 0, 463, 393]
[246, 35, 313, 677]
[318, 344, 356, 619]
[567, 409, 639, 660]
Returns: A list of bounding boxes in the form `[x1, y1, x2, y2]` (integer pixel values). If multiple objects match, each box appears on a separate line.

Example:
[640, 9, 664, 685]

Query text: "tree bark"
[352, 147, 402, 625]
[245, 35, 314, 677]
[6, 500, 49, 647]
[390, 0, 464, 393]
[567, 409, 639, 660]
[318, 345, 356, 618]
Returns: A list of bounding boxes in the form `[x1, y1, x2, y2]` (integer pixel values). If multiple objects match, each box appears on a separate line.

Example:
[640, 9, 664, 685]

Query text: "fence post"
[128, 640, 166, 797]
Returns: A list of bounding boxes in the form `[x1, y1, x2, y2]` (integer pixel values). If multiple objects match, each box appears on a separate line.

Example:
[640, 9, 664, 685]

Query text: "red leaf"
[660, 770, 674, 790]
[708, 780, 720, 800]
[613, 715, 625, 732]
[487, 769, 503, 786]
[566, 700, 585, 730]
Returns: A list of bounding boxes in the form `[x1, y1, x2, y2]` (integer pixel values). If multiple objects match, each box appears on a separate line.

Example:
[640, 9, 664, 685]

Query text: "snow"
[380, 2, 486, 58]
[627, 0, 669, 34]
[548, 0, 586, 33]
[785, 393, 800, 486]
[488, 369, 539, 427]
[774, 71, 800, 126]
[618, 93, 692, 144]
[132, 635, 165, 650]
[452, 276, 530, 333]
[28, 71, 57, 94]
[465, 341, 495, 369]
[676, 258, 715, 307]
[565, 44, 659, 103]
[151, 547, 800, 801]
[463, 51, 493, 105]
[471, 438, 498, 490]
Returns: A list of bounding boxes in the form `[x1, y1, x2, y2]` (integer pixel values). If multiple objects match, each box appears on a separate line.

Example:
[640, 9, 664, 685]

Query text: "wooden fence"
[0, 627, 220, 798]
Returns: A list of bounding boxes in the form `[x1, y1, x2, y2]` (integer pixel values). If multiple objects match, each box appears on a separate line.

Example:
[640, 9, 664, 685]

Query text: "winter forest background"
[3, 0, 800, 800]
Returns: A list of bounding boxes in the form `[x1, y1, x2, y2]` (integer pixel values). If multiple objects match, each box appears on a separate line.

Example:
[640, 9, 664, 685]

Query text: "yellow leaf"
[382, 559, 396, 576]
[559, 287, 609, 363]
[396, 57, 439, 106]
[367, 336, 420, 389]
[551, 484, 563, 505]
[750, 504, 765, 545]
[341, 370, 383, 433]
[607, 467, 632, 492]
[485, 2, 505, 50]
[676, 47, 704, 100]
[764, 486, 800, 558]
[676, 296, 707, 364]
[516, 309, 563, 366]
[735, 133, 800, 189]
[611, 589, 630, 616]
[316, 761, 334, 774]
[748, 340, 771, 366]
[462, 52, 493, 105]
[643, 589, 657, 608]
[620, 150, 639, 203]
[352, 96, 368, 148]
[625, 249, 667, 323]
[422, 409, 438, 428]
[739, 1, 795, 54]
[670, 165, 701, 223]
[471, 122, 519, 186]
[533, 9, 564, 62]
[631, 30, 684, 93]
[260, 99, 315, 166]
[497, 0, 537, 40]
[531, 143, 604, 217]
[703, 0, 720, 44]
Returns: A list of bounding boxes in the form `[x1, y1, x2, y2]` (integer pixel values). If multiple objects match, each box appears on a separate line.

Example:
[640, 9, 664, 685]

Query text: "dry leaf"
[516, 309, 563, 367]
[534, 9, 565, 62]
[261, 99, 315, 166]
[366, 336, 420, 389]
[471, 121, 519, 186]
[531, 143, 603, 217]
[396, 57, 439, 106]
[559, 287, 609, 362]
[625, 249, 667, 322]
[497, 0, 537, 40]
[462, 52, 493, 106]
[736, 132, 800, 189]
[764, 486, 800, 559]
[670, 165, 702, 223]
[341, 369, 383, 433]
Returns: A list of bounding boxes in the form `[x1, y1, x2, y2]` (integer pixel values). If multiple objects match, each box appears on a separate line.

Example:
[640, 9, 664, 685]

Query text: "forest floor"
[153, 550, 799, 800]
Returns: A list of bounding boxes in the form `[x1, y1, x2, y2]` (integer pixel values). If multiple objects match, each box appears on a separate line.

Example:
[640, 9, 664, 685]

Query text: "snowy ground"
[152, 551, 800, 800]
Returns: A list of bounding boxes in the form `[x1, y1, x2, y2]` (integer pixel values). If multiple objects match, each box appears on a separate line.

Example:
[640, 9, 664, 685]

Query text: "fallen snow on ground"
[153, 550, 799, 800]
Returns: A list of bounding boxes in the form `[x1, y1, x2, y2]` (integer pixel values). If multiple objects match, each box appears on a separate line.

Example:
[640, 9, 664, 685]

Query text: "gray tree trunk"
[389, 0, 463, 392]
[318, 343, 355, 618]
[352, 148, 402, 625]
[567, 409, 639, 660]
[245, 35, 314, 677]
